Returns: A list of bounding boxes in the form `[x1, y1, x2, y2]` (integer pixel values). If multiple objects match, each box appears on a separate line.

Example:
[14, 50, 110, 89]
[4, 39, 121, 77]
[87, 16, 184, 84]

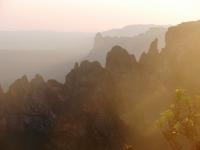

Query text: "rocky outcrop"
[0, 60, 127, 150]
[161, 20, 200, 92]
[139, 39, 161, 73]
[50, 60, 127, 150]
[106, 46, 137, 73]
[87, 27, 167, 64]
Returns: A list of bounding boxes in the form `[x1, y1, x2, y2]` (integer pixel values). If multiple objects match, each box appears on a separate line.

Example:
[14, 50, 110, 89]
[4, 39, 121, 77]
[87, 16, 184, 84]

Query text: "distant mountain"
[102, 24, 168, 37]
[87, 27, 168, 64]
[0, 26, 167, 89]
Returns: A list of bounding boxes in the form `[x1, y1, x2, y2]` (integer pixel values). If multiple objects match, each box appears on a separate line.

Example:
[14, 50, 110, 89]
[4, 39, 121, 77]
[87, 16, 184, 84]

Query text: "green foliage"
[156, 89, 200, 150]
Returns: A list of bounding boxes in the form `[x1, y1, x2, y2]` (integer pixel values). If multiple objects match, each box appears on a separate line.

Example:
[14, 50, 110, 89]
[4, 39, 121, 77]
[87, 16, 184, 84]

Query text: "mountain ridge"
[87, 26, 167, 64]
[0, 20, 200, 150]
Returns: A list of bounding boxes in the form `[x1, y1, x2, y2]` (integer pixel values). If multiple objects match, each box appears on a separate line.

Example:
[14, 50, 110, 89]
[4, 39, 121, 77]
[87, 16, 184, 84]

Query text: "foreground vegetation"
[156, 89, 200, 150]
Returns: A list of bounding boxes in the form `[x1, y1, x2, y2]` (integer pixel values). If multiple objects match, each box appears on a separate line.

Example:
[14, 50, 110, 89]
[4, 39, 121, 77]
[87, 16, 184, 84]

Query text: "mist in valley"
[0, 31, 94, 89]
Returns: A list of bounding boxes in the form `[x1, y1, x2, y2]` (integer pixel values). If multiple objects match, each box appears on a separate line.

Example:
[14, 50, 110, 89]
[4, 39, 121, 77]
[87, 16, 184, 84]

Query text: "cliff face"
[87, 27, 167, 64]
[0, 20, 200, 150]
[163, 21, 200, 92]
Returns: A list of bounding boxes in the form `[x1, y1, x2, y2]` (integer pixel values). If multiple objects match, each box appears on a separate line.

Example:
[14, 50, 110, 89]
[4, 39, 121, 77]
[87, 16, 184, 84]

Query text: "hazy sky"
[0, 0, 200, 32]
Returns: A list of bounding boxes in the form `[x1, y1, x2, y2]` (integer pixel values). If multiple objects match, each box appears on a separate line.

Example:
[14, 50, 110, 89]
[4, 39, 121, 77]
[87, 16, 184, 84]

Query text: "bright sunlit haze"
[0, 0, 200, 32]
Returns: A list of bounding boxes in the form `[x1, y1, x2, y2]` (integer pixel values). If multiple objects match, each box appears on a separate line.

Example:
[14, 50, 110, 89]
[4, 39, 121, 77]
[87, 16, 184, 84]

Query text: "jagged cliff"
[87, 27, 167, 64]
[0, 20, 200, 150]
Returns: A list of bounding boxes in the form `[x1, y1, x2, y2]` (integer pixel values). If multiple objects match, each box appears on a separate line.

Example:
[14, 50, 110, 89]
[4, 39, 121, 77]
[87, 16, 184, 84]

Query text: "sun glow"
[0, 0, 199, 32]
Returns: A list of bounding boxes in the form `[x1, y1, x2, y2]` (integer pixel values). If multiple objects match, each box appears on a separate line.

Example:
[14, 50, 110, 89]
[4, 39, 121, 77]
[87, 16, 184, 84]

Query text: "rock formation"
[87, 27, 167, 64]
[0, 20, 200, 150]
